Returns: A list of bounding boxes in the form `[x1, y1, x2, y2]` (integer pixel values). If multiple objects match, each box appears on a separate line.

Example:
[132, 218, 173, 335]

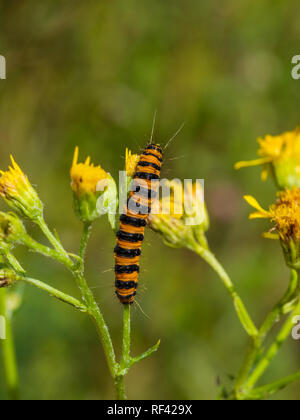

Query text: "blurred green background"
[0, 0, 300, 400]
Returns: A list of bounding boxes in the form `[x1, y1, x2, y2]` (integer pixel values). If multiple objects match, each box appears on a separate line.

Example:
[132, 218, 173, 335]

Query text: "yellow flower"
[244, 188, 300, 268]
[70, 147, 117, 224]
[0, 155, 43, 220]
[71, 147, 109, 196]
[235, 129, 300, 189]
[149, 180, 209, 249]
[125, 148, 140, 178]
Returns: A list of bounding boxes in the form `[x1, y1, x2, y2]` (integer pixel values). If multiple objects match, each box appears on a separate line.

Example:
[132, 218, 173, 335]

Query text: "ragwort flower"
[71, 147, 109, 223]
[0, 155, 43, 221]
[244, 188, 300, 269]
[235, 129, 300, 189]
[71, 147, 117, 226]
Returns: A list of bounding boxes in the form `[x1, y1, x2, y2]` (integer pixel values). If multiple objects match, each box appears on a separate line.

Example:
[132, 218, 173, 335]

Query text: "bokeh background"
[0, 0, 300, 400]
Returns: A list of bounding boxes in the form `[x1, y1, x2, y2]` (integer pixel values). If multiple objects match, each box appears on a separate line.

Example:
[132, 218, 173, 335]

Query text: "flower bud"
[149, 180, 209, 249]
[0, 268, 17, 288]
[70, 147, 111, 223]
[0, 212, 27, 245]
[0, 155, 43, 220]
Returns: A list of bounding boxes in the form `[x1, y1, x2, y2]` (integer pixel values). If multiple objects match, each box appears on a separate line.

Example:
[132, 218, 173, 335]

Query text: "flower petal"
[262, 232, 279, 240]
[72, 146, 79, 167]
[249, 211, 271, 219]
[10, 155, 23, 174]
[244, 195, 271, 218]
[234, 157, 272, 170]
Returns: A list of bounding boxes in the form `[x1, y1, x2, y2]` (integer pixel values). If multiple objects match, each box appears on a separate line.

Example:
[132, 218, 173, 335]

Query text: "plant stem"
[234, 269, 300, 397]
[115, 375, 126, 400]
[0, 289, 19, 400]
[23, 235, 73, 267]
[234, 338, 260, 396]
[79, 222, 92, 263]
[245, 295, 300, 391]
[193, 244, 258, 338]
[3, 249, 25, 273]
[246, 371, 300, 400]
[36, 218, 119, 391]
[258, 269, 299, 342]
[75, 222, 118, 386]
[20, 276, 87, 312]
[31, 218, 154, 399]
[74, 270, 117, 381]
[36, 216, 73, 269]
[115, 305, 131, 400]
[121, 305, 131, 369]
[130, 340, 161, 366]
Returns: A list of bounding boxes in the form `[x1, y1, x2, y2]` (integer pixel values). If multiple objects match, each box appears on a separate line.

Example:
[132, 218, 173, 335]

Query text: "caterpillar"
[114, 143, 163, 304]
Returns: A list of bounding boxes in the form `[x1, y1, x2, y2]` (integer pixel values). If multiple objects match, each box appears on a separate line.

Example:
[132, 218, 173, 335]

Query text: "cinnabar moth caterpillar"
[114, 144, 163, 304]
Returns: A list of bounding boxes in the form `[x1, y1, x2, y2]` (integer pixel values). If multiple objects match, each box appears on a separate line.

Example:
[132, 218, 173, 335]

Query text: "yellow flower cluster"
[245, 188, 300, 269]
[258, 129, 300, 161]
[245, 188, 300, 242]
[239, 128, 300, 268]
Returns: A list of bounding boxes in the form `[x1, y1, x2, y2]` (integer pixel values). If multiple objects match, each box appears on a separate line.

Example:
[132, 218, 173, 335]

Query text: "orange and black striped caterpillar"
[114, 143, 163, 304]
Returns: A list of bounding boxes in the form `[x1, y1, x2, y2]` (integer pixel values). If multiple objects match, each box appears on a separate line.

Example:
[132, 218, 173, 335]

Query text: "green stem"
[246, 372, 300, 400]
[115, 376, 126, 400]
[20, 276, 87, 312]
[79, 222, 92, 263]
[258, 269, 299, 342]
[245, 295, 300, 391]
[193, 244, 258, 338]
[130, 339, 161, 366]
[234, 269, 300, 397]
[234, 337, 260, 396]
[121, 305, 131, 370]
[36, 216, 73, 269]
[75, 223, 118, 385]
[115, 305, 131, 400]
[23, 235, 73, 268]
[2, 248, 25, 273]
[74, 271, 117, 381]
[35, 218, 118, 391]
[0, 289, 19, 400]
